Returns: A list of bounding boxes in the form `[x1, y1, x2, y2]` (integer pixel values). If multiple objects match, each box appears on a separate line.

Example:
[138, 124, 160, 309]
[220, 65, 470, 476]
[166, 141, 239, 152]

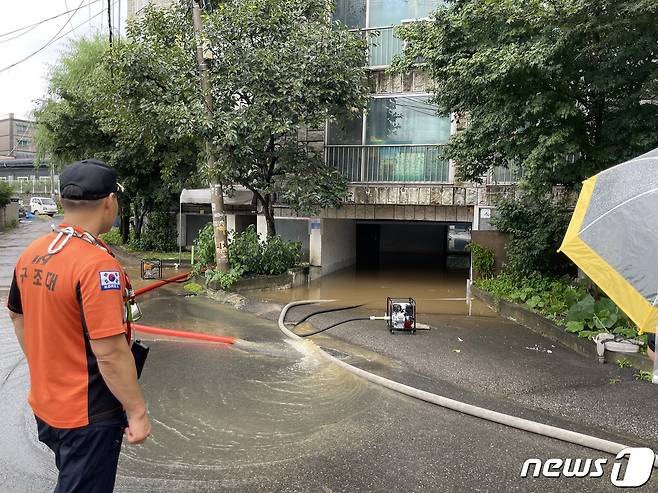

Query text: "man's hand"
[125, 409, 151, 445]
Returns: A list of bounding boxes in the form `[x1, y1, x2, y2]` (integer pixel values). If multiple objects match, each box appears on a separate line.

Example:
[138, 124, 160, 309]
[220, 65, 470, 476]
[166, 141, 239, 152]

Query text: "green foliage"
[392, 0, 658, 195]
[634, 370, 652, 382]
[261, 234, 303, 276]
[183, 282, 205, 295]
[129, 211, 177, 252]
[193, 223, 217, 270]
[228, 225, 263, 275]
[204, 265, 245, 291]
[492, 195, 573, 276]
[477, 271, 638, 340]
[0, 182, 13, 207]
[100, 227, 123, 246]
[194, 223, 301, 276]
[201, 0, 369, 235]
[476, 271, 585, 319]
[616, 358, 632, 369]
[565, 294, 634, 338]
[467, 242, 496, 278]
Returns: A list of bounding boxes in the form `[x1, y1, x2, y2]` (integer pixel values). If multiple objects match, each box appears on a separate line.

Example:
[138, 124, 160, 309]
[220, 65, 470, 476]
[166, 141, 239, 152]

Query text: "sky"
[0, 0, 128, 121]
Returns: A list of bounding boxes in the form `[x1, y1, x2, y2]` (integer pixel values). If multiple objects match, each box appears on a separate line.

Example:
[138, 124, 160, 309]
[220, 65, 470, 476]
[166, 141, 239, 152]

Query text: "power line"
[0, 0, 101, 40]
[0, 1, 109, 74]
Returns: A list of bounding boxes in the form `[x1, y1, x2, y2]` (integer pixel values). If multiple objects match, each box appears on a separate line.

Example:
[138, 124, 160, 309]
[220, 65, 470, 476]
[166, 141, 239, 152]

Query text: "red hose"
[132, 323, 236, 345]
[134, 272, 191, 297]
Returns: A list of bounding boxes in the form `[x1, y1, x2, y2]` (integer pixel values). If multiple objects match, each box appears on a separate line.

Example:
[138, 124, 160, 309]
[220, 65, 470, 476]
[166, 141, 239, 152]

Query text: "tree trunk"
[119, 196, 130, 244]
[263, 193, 276, 237]
[210, 180, 230, 272]
[133, 202, 148, 240]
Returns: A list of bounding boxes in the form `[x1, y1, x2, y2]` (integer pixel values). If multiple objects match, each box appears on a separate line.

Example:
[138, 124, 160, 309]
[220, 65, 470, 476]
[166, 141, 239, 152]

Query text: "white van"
[30, 197, 58, 216]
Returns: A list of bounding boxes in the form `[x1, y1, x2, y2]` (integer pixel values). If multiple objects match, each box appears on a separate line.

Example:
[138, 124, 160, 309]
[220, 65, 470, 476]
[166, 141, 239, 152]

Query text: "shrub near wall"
[194, 224, 302, 289]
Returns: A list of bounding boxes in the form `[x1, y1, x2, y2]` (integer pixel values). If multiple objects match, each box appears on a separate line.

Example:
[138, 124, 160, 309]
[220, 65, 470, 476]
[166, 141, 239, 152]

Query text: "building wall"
[0, 115, 36, 158]
[274, 218, 310, 262]
[320, 218, 356, 275]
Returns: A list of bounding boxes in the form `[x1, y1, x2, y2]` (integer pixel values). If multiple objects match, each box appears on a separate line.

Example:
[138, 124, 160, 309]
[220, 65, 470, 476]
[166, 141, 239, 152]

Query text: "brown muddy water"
[244, 265, 494, 318]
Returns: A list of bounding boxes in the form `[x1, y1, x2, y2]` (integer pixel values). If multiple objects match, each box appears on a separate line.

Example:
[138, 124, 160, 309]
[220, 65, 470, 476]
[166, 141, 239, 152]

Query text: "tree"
[393, 0, 658, 194]
[202, 0, 369, 236]
[34, 36, 197, 244]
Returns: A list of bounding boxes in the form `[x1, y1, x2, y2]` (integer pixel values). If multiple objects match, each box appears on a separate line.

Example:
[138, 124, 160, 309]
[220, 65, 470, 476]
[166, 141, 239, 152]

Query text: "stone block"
[379, 187, 400, 205]
[308, 141, 324, 153]
[457, 206, 472, 222]
[477, 187, 488, 205]
[418, 187, 430, 205]
[391, 74, 403, 93]
[408, 187, 419, 204]
[377, 205, 395, 220]
[435, 206, 447, 222]
[394, 205, 405, 220]
[353, 186, 367, 204]
[465, 188, 478, 205]
[414, 206, 426, 221]
[446, 206, 458, 221]
[405, 206, 415, 220]
[454, 187, 466, 206]
[306, 130, 325, 142]
[344, 205, 356, 219]
[403, 72, 413, 92]
[440, 187, 454, 206]
[398, 187, 408, 205]
[366, 205, 376, 219]
[425, 206, 436, 221]
[430, 187, 442, 205]
[356, 205, 367, 219]
[336, 206, 347, 219]
[412, 70, 429, 92]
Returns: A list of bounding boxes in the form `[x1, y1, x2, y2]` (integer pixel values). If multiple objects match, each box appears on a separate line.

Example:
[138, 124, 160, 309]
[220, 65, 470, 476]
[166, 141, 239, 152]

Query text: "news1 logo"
[520, 448, 655, 487]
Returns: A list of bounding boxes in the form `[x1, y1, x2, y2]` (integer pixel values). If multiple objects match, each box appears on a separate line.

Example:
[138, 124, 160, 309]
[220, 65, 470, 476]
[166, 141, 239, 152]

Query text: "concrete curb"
[472, 286, 652, 371]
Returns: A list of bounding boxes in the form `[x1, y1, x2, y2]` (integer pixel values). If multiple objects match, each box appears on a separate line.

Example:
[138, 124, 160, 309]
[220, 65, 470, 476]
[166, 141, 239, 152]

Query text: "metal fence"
[326, 144, 450, 183]
[488, 166, 524, 184]
[2, 178, 59, 195]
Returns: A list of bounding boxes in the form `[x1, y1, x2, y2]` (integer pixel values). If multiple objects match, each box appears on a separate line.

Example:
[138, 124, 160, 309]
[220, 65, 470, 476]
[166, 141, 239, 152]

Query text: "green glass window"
[368, 0, 439, 27]
[366, 96, 450, 145]
[334, 0, 367, 28]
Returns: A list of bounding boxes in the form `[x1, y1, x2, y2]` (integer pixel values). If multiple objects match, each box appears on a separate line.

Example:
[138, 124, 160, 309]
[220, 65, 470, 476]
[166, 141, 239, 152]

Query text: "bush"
[100, 227, 123, 246]
[130, 211, 177, 251]
[0, 182, 13, 207]
[467, 242, 496, 278]
[493, 195, 573, 276]
[193, 223, 301, 277]
[205, 265, 245, 290]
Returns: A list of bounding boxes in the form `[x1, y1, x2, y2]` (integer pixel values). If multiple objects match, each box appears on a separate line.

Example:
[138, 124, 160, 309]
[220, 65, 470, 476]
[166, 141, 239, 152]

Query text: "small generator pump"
[386, 297, 417, 333]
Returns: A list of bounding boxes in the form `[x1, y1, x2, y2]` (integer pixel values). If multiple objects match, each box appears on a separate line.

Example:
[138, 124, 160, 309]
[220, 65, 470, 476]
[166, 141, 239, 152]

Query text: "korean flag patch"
[99, 271, 121, 291]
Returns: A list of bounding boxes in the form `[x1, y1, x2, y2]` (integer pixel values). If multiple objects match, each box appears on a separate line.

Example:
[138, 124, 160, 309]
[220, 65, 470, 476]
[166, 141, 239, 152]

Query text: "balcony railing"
[487, 166, 524, 184]
[326, 144, 449, 183]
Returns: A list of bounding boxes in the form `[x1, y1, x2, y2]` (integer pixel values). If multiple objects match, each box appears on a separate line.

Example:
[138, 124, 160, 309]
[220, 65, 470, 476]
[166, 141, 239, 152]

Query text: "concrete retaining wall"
[472, 286, 651, 371]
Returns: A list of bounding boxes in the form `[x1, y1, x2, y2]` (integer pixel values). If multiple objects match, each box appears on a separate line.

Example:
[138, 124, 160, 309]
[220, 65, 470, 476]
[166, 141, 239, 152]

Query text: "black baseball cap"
[60, 159, 119, 200]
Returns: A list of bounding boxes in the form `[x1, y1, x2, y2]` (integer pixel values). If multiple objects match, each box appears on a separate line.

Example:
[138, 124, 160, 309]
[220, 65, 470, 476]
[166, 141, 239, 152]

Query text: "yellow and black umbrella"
[559, 147, 658, 334]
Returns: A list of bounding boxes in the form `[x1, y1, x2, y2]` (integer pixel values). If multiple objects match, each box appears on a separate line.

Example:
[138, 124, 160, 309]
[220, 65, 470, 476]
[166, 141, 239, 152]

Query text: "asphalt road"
[1, 218, 656, 492]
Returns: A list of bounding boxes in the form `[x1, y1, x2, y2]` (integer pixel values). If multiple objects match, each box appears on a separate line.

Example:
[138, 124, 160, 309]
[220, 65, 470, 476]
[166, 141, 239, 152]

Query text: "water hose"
[297, 317, 372, 337]
[132, 323, 236, 345]
[279, 300, 658, 467]
[134, 272, 191, 297]
[287, 303, 365, 326]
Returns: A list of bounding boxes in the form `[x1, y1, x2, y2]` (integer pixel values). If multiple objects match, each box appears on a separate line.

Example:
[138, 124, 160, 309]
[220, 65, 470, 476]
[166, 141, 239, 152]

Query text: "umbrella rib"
[579, 186, 658, 235]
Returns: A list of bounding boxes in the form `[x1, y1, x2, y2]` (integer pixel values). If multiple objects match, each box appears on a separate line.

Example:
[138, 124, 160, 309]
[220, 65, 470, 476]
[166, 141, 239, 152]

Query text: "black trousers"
[35, 414, 127, 493]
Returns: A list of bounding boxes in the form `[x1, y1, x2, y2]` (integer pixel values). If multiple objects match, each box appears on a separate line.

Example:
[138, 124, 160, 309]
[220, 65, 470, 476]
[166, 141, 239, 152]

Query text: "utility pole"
[191, 0, 229, 272]
[108, 0, 113, 46]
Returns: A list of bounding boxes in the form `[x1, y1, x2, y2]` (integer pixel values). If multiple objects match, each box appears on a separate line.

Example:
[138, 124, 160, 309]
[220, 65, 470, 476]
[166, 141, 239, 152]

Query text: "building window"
[327, 95, 451, 182]
[15, 122, 29, 134]
[17, 138, 31, 148]
[334, 0, 441, 66]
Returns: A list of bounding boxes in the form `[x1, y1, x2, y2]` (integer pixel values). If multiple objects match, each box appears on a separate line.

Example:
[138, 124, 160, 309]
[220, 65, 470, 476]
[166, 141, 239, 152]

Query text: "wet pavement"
[2, 220, 658, 491]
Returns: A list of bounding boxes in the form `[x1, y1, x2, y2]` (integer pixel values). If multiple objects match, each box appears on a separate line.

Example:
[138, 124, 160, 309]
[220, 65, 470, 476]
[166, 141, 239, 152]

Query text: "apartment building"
[129, 0, 517, 275]
[0, 114, 37, 159]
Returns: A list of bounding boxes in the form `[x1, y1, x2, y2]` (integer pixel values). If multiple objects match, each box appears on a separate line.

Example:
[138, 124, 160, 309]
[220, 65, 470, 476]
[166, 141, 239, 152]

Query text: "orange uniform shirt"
[7, 230, 128, 428]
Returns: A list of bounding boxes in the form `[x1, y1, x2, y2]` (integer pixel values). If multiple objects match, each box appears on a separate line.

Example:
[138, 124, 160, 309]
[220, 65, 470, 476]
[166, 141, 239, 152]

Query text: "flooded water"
[246, 265, 494, 317]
